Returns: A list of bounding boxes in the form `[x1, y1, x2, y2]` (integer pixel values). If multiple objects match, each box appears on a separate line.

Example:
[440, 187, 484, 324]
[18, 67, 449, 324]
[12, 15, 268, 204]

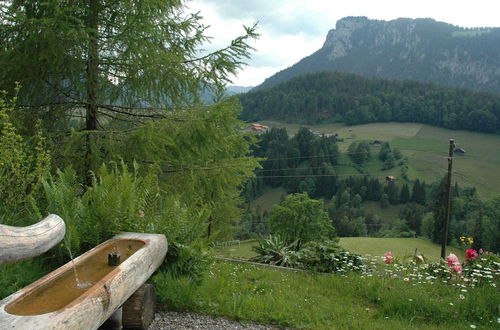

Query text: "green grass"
[249, 187, 286, 213]
[154, 261, 498, 329]
[214, 240, 259, 259]
[363, 201, 401, 223]
[339, 237, 465, 261]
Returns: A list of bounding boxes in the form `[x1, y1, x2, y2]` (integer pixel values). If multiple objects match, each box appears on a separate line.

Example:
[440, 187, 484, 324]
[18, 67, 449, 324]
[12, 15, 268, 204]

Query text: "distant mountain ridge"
[226, 86, 253, 95]
[256, 17, 500, 93]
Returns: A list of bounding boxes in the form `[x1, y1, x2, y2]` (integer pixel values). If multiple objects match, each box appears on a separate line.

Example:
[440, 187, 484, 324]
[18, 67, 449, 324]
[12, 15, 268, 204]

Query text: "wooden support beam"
[122, 284, 156, 330]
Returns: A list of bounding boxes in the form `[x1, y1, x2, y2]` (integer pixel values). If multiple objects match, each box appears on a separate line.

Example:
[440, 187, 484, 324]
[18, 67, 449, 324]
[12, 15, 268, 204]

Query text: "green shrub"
[163, 241, 212, 284]
[251, 237, 366, 274]
[0, 88, 50, 225]
[297, 241, 366, 273]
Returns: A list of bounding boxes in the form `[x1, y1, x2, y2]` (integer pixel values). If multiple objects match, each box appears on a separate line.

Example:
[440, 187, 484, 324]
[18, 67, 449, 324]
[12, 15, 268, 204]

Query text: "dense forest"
[240, 71, 500, 133]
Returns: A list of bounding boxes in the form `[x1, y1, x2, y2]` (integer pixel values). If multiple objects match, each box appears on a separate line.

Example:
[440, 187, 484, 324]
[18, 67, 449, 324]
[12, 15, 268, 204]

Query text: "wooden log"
[122, 284, 156, 330]
[0, 214, 66, 264]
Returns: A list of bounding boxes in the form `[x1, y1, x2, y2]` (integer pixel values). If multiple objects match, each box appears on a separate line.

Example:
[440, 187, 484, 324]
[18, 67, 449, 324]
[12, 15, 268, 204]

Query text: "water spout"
[108, 251, 121, 266]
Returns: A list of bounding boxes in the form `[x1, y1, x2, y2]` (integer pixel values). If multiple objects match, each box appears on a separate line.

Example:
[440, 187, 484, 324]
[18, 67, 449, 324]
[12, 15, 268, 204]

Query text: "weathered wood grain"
[0, 214, 66, 264]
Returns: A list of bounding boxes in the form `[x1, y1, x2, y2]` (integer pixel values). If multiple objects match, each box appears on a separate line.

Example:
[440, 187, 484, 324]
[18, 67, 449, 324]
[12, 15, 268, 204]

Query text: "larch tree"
[0, 0, 257, 169]
[0, 0, 260, 239]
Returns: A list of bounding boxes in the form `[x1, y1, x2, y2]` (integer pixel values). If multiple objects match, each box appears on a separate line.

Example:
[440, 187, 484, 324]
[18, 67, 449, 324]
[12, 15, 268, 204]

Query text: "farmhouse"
[249, 123, 269, 132]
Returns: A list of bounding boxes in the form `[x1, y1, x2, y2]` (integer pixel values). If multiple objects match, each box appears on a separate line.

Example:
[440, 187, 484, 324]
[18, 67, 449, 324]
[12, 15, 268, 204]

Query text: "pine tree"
[400, 184, 410, 203]
[385, 181, 400, 204]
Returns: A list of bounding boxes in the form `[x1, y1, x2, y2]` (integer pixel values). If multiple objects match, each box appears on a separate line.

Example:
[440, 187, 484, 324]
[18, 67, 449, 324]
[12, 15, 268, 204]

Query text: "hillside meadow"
[260, 121, 500, 199]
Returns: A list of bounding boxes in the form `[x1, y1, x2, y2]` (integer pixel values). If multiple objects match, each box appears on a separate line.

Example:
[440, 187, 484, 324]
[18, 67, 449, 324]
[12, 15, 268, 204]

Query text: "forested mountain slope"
[256, 17, 500, 93]
[240, 71, 500, 134]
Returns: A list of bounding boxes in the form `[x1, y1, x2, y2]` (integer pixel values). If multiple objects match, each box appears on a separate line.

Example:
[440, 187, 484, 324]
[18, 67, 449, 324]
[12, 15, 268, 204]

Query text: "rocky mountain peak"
[257, 17, 500, 93]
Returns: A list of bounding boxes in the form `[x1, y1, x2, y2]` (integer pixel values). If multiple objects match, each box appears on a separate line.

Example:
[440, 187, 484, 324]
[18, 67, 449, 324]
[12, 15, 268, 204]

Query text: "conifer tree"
[0, 1, 260, 239]
[0, 0, 258, 174]
[400, 183, 410, 203]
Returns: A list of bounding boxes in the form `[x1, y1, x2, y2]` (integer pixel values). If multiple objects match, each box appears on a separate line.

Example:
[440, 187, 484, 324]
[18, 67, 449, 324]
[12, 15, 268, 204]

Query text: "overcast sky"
[188, 0, 500, 87]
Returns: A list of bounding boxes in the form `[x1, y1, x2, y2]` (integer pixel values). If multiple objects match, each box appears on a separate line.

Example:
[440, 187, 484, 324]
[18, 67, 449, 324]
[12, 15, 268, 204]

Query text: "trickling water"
[66, 247, 92, 289]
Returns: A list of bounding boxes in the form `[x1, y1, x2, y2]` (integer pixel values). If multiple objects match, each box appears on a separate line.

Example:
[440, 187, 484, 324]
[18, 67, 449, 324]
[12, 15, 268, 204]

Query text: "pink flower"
[450, 263, 462, 273]
[465, 249, 478, 261]
[445, 253, 459, 266]
[445, 253, 462, 273]
[384, 252, 393, 264]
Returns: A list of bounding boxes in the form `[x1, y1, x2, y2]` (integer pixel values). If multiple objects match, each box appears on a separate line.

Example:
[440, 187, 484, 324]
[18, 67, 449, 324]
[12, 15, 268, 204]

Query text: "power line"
[256, 163, 362, 172]
[259, 151, 376, 162]
[256, 173, 370, 178]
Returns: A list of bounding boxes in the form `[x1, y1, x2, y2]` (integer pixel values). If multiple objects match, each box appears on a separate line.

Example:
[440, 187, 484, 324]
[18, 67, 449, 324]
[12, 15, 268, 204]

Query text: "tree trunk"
[85, 0, 100, 183]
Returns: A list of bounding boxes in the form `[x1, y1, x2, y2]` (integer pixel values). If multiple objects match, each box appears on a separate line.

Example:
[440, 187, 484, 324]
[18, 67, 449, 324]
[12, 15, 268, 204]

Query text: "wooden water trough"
[0, 217, 167, 330]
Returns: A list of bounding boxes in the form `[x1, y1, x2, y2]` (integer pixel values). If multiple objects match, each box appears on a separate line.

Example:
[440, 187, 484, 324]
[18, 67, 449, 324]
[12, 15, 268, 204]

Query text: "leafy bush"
[0, 88, 50, 225]
[163, 242, 212, 285]
[297, 241, 366, 273]
[268, 193, 335, 247]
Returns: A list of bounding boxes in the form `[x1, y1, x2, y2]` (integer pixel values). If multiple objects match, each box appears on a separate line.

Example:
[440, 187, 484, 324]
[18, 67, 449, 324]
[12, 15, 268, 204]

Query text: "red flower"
[465, 249, 478, 261]
[384, 252, 393, 264]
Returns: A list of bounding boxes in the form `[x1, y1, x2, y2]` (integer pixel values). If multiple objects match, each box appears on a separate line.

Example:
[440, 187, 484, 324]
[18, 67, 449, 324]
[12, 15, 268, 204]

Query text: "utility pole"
[441, 139, 455, 259]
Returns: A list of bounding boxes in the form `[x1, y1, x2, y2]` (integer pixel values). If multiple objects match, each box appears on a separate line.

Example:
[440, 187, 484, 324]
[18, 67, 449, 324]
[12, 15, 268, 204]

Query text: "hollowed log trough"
[0, 232, 167, 329]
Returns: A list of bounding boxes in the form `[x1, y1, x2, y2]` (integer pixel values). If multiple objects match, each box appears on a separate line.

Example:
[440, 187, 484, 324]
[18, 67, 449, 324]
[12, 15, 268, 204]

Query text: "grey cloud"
[197, 0, 328, 37]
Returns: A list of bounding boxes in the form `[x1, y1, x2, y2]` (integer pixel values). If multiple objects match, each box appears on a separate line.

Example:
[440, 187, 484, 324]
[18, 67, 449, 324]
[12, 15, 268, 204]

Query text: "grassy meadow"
[261, 121, 500, 199]
[339, 237, 465, 261]
[249, 186, 287, 213]
[155, 261, 499, 329]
